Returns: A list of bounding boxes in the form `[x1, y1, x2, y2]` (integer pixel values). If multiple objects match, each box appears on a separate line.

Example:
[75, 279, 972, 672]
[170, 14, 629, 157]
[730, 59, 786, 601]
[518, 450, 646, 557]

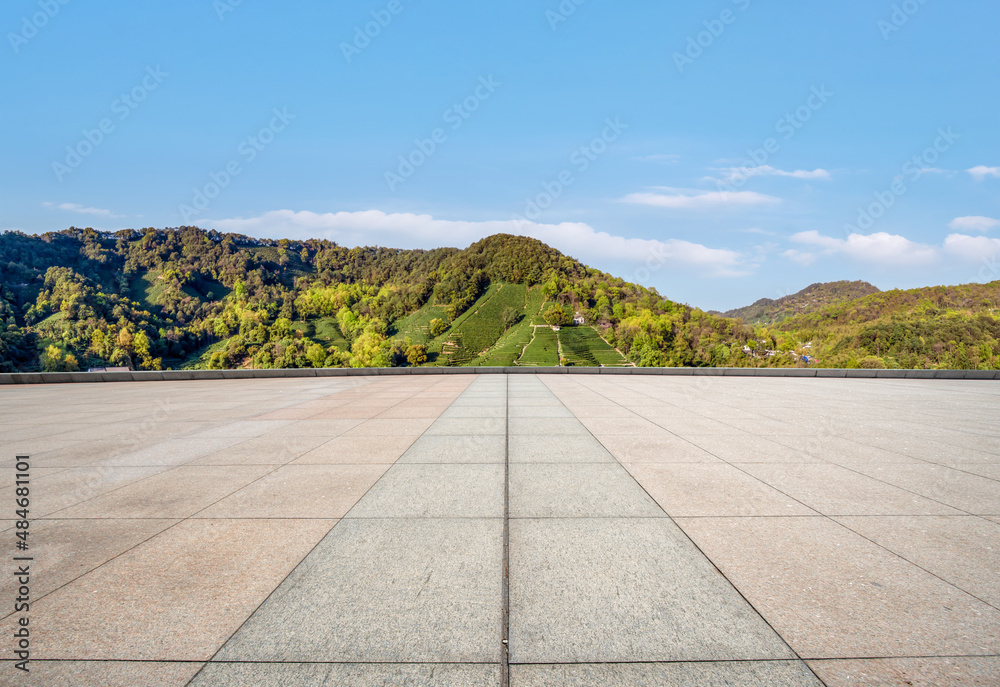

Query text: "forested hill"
[766, 281, 1000, 370]
[1, 227, 997, 372]
[722, 280, 881, 325]
[0, 227, 752, 372]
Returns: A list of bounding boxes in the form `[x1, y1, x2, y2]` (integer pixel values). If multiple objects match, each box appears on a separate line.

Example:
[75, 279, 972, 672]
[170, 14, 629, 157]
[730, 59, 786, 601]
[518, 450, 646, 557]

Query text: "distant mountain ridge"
[721, 280, 882, 325]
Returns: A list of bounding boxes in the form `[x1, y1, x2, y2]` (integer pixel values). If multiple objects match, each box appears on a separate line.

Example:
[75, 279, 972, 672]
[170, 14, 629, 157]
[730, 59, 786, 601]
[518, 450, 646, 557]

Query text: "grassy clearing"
[517, 326, 559, 366]
[558, 326, 629, 366]
[179, 338, 231, 369]
[392, 302, 451, 346]
[128, 272, 203, 312]
[312, 316, 349, 350]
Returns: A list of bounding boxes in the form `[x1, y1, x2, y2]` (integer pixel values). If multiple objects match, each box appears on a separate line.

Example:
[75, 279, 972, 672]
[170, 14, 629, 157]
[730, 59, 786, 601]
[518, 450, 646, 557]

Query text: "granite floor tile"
[8, 660, 204, 687]
[834, 515, 1000, 606]
[51, 465, 274, 519]
[292, 434, 420, 464]
[594, 433, 718, 463]
[424, 417, 506, 435]
[509, 517, 795, 663]
[847, 463, 1000, 514]
[399, 435, 506, 464]
[508, 434, 613, 463]
[2, 466, 170, 517]
[627, 463, 817, 517]
[736, 463, 963, 515]
[807, 657, 1000, 687]
[192, 662, 501, 686]
[510, 661, 823, 687]
[0, 518, 178, 606]
[346, 464, 504, 518]
[6, 519, 335, 660]
[341, 418, 436, 437]
[678, 516, 1000, 658]
[189, 435, 330, 465]
[197, 464, 388, 519]
[685, 434, 822, 463]
[214, 518, 502, 663]
[510, 463, 663, 518]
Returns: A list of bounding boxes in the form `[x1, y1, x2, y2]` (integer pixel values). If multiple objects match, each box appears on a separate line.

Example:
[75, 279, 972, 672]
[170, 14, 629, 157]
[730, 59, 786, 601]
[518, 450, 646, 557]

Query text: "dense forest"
[1, 227, 998, 372]
[0, 227, 752, 371]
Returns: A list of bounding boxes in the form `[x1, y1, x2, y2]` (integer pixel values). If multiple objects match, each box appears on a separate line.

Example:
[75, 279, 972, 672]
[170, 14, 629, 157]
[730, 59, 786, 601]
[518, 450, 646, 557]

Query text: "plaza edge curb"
[0, 367, 997, 384]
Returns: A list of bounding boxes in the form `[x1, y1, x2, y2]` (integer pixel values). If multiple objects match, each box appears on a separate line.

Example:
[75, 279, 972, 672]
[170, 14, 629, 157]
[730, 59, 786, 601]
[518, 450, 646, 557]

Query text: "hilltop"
[722, 280, 881, 325]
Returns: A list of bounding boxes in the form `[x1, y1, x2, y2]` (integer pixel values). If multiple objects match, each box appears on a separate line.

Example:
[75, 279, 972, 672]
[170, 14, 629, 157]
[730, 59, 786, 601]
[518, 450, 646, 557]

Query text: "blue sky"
[2, 0, 998, 310]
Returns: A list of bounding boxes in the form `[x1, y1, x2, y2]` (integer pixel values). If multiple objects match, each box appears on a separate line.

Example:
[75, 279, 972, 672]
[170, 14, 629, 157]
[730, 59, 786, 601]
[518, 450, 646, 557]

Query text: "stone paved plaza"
[1, 374, 999, 686]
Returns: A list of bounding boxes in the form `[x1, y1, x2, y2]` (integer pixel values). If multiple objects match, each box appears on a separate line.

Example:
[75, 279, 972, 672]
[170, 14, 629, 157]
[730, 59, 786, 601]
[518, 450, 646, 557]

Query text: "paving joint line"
[501, 373, 511, 687]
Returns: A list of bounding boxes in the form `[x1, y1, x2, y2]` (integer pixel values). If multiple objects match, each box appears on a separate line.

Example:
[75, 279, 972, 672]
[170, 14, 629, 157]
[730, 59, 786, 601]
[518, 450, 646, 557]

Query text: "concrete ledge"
[965, 370, 999, 380]
[1, 367, 996, 384]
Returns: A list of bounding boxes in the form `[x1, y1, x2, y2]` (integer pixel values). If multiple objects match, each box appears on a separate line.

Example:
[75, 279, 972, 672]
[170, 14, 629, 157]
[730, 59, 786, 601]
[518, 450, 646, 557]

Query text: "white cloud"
[948, 216, 1000, 233]
[200, 209, 752, 278]
[622, 188, 780, 209]
[943, 234, 1000, 262]
[43, 202, 122, 218]
[789, 230, 937, 267]
[709, 165, 831, 184]
[968, 165, 1000, 181]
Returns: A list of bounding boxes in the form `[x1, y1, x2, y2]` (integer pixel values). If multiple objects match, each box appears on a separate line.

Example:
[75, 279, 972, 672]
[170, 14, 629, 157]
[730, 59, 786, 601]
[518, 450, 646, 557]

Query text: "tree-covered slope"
[767, 282, 1000, 370]
[0, 227, 753, 371]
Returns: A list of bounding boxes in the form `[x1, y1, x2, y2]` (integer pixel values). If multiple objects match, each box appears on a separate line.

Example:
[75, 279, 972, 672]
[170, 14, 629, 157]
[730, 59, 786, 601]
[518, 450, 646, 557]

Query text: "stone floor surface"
[1, 374, 998, 686]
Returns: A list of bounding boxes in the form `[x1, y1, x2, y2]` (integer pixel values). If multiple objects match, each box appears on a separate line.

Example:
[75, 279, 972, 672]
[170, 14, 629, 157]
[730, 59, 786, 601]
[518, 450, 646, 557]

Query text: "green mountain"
[0, 228, 752, 372]
[722, 280, 881, 325]
[765, 282, 1000, 370]
[1, 227, 997, 372]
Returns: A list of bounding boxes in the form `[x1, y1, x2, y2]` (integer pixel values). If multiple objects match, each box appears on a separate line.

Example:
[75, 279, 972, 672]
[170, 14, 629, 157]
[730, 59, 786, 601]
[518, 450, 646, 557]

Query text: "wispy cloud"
[789, 230, 937, 267]
[944, 234, 1000, 262]
[199, 209, 753, 278]
[949, 216, 1000, 233]
[968, 165, 1000, 181]
[43, 202, 123, 218]
[622, 188, 780, 209]
[707, 165, 831, 184]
